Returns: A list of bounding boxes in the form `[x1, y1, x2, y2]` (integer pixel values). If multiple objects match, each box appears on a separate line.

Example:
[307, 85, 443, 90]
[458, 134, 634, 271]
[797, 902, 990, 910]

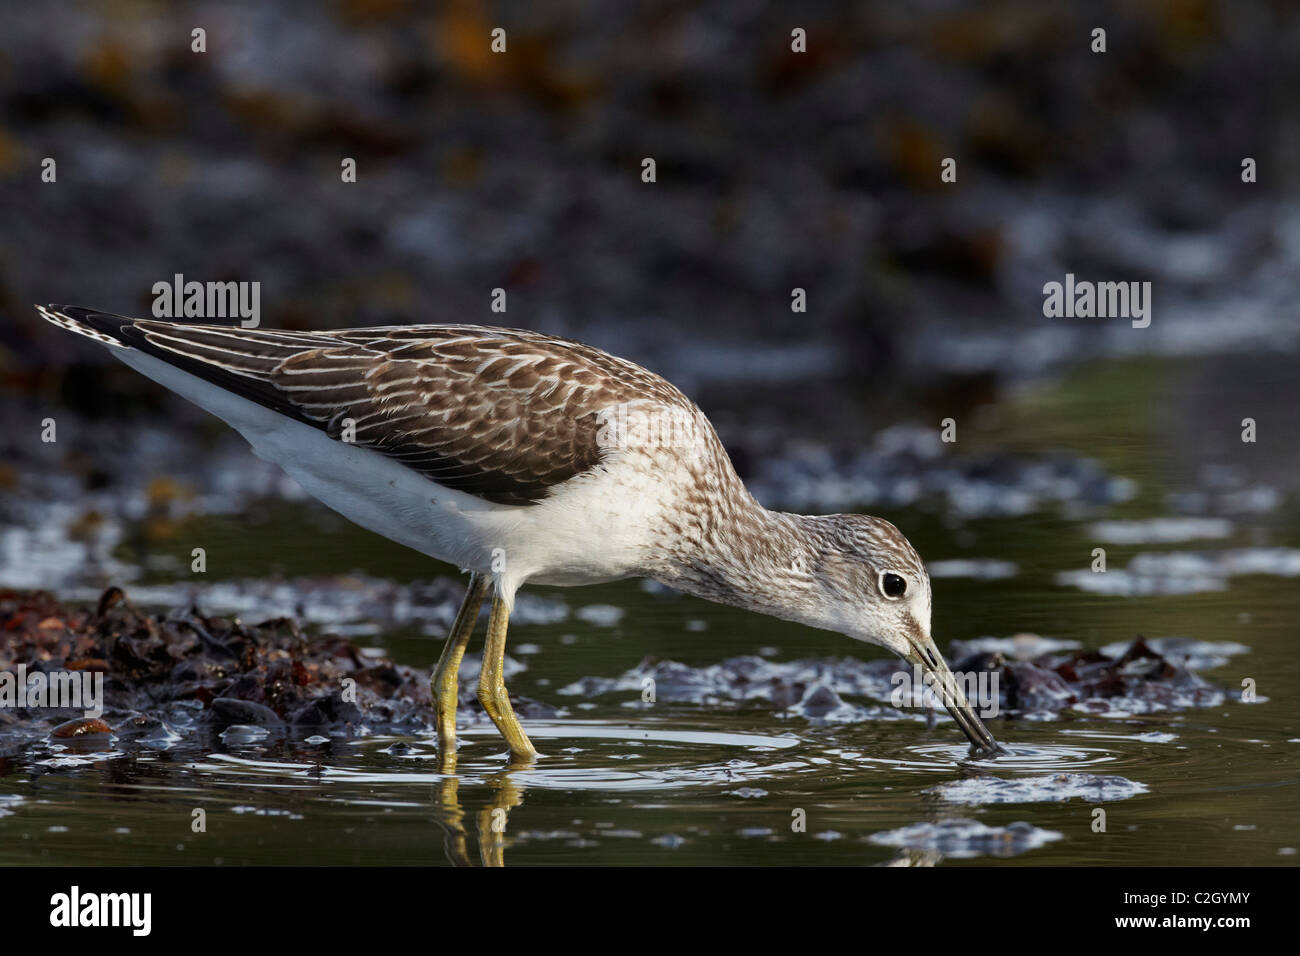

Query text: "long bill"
[907, 637, 1006, 758]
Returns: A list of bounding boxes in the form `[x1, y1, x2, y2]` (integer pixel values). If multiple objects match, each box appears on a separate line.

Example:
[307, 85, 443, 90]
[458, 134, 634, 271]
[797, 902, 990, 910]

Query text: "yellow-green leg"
[477, 592, 539, 765]
[432, 573, 489, 771]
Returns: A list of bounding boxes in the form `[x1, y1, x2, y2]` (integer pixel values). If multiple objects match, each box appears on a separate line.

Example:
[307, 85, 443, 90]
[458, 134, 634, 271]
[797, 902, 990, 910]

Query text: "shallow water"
[1, 355, 1299, 865]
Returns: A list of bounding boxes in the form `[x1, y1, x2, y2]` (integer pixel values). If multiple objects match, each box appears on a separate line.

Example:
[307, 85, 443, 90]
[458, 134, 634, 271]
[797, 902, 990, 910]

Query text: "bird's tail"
[36, 304, 135, 349]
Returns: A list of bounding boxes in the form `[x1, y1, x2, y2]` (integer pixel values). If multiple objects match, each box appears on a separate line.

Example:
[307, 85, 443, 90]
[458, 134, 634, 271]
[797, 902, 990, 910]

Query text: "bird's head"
[796, 513, 1005, 757]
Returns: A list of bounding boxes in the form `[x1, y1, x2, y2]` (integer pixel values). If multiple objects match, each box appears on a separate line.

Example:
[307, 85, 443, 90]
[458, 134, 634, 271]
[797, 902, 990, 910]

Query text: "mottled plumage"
[37, 304, 1003, 760]
[40, 306, 692, 505]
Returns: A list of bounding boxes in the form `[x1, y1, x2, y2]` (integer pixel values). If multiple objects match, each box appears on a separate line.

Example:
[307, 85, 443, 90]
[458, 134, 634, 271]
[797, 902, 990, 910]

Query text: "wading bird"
[38, 305, 1004, 766]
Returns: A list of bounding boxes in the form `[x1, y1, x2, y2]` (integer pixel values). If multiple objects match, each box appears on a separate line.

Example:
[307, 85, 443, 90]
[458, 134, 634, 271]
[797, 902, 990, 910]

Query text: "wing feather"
[39, 306, 695, 506]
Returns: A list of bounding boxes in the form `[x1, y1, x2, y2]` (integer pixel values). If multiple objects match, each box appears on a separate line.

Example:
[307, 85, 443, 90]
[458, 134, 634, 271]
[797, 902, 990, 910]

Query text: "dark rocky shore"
[0, 583, 1233, 762]
[0, 586, 451, 750]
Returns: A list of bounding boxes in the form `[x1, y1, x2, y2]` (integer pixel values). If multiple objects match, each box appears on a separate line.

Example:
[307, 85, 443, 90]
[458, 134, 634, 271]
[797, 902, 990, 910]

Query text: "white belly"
[116, 350, 666, 604]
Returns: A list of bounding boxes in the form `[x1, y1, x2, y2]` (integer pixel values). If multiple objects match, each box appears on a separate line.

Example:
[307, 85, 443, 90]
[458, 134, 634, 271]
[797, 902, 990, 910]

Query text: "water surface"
[2, 355, 1298, 866]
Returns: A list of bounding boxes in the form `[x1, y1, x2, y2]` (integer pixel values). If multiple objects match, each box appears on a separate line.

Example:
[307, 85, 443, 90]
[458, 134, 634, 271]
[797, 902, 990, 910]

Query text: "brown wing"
[40, 306, 692, 506]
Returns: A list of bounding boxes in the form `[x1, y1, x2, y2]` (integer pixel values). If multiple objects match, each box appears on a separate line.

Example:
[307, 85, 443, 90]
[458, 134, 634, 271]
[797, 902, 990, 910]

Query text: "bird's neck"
[655, 499, 830, 627]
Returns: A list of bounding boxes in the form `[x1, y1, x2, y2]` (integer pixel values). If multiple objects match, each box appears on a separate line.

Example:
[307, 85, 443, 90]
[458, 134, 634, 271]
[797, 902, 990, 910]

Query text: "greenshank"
[37, 304, 1004, 766]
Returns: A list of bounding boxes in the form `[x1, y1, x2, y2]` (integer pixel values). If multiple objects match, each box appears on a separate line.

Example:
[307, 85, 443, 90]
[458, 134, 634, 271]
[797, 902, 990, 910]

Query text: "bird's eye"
[879, 572, 907, 599]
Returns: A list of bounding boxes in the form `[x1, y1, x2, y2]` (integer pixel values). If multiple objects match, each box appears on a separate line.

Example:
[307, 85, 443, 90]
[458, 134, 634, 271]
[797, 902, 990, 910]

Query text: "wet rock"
[927, 773, 1149, 805]
[952, 650, 1006, 674]
[291, 694, 361, 728]
[566, 632, 1236, 724]
[220, 724, 272, 744]
[1099, 636, 1248, 672]
[168, 658, 226, 684]
[51, 717, 112, 738]
[790, 683, 869, 723]
[1047, 637, 1225, 715]
[116, 712, 182, 747]
[1005, 661, 1076, 712]
[869, 819, 1062, 859]
[951, 633, 1233, 719]
[118, 712, 165, 733]
[559, 654, 900, 708]
[0, 588, 454, 750]
[798, 683, 845, 718]
[354, 664, 404, 696]
[208, 698, 285, 728]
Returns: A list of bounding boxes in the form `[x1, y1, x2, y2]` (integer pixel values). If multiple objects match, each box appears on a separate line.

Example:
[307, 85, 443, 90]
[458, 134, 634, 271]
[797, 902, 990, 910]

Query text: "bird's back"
[39, 306, 700, 507]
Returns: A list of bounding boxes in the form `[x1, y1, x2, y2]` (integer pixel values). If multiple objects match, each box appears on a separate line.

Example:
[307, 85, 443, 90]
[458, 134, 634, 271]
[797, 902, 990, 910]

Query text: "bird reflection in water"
[433, 769, 526, 867]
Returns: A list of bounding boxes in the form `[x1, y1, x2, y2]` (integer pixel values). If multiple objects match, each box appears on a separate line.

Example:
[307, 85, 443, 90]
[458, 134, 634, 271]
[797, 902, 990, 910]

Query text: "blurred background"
[2, 1, 1298, 419]
[0, 1, 1298, 866]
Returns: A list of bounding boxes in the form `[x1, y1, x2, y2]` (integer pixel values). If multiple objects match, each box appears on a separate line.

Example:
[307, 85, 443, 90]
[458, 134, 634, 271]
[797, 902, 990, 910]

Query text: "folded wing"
[39, 306, 690, 506]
